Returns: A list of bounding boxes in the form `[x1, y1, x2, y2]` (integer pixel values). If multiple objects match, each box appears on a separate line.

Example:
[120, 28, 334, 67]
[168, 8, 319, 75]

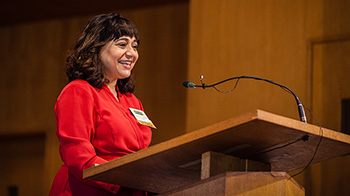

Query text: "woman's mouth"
[119, 60, 132, 69]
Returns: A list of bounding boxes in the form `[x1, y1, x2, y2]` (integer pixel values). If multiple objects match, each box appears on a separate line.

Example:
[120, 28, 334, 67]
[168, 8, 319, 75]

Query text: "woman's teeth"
[119, 61, 131, 65]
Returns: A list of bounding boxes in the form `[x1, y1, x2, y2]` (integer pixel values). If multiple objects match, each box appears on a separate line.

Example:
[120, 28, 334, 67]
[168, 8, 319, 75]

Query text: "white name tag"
[129, 108, 156, 129]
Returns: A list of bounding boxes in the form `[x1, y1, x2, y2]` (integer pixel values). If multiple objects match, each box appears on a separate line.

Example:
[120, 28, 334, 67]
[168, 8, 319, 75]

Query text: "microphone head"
[183, 81, 196, 88]
[183, 81, 190, 87]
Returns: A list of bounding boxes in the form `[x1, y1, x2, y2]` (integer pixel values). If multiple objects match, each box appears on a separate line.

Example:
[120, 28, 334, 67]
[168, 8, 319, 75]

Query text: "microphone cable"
[184, 75, 307, 123]
[290, 105, 323, 178]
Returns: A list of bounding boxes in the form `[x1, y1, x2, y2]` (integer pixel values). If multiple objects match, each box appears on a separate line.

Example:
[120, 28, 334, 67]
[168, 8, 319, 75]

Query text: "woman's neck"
[106, 80, 119, 101]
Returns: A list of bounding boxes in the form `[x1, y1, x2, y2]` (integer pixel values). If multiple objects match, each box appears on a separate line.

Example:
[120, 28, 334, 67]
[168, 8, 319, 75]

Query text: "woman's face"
[100, 36, 139, 82]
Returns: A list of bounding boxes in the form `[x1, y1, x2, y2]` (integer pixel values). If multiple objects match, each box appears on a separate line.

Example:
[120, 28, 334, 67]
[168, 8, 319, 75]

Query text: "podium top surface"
[84, 110, 350, 193]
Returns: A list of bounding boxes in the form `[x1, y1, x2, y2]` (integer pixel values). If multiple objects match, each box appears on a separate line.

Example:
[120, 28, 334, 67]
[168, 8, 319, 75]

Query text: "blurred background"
[0, 0, 349, 195]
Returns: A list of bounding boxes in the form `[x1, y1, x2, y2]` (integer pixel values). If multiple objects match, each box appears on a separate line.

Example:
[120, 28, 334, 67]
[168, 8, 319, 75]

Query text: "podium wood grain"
[83, 110, 350, 193]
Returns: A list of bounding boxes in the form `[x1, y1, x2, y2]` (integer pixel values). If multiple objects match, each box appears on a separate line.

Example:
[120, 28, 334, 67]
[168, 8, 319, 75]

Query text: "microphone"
[183, 81, 197, 88]
[182, 76, 307, 123]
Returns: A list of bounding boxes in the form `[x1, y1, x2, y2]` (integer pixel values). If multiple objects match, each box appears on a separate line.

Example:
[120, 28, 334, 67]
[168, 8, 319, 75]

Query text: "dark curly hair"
[66, 12, 140, 94]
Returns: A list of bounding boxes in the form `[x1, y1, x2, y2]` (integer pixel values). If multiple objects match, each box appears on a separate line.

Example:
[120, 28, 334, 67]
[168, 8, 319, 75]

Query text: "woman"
[49, 13, 153, 196]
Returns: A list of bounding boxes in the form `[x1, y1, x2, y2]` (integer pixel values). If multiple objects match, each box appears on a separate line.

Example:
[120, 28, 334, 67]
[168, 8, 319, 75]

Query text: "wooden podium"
[83, 110, 350, 195]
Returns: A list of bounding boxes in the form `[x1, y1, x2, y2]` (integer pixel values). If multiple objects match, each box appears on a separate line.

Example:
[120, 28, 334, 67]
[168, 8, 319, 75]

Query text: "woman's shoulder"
[58, 80, 98, 98]
[62, 79, 97, 91]
[65, 79, 92, 88]
[55, 80, 97, 112]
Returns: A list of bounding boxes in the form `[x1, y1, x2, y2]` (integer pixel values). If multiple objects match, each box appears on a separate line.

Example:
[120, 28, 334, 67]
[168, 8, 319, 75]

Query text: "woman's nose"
[125, 45, 137, 58]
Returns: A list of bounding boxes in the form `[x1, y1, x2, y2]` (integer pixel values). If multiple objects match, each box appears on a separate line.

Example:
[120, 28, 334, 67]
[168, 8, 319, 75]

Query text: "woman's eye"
[117, 43, 127, 47]
[132, 44, 139, 49]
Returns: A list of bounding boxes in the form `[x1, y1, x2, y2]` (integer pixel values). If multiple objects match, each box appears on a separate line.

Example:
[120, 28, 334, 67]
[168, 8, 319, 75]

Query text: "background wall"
[0, 2, 188, 195]
[187, 0, 350, 195]
[0, 0, 349, 195]
[187, 0, 311, 131]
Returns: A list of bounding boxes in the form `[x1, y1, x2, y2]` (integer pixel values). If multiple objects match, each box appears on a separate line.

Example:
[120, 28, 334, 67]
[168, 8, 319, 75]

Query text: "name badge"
[129, 108, 156, 129]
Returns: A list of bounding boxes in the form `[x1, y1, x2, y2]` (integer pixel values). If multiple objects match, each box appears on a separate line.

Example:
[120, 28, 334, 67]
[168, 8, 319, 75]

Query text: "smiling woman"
[49, 13, 153, 196]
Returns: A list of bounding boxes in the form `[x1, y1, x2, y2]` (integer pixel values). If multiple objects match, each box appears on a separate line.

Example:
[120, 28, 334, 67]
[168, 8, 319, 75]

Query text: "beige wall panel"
[312, 41, 350, 131]
[312, 40, 350, 196]
[187, 0, 309, 132]
[188, 0, 350, 196]
[308, 0, 350, 195]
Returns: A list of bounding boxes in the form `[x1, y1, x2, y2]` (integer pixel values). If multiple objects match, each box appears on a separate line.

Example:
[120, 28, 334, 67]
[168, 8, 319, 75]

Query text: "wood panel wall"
[187, 0, 312, 131]
[187, 0, 350, 195]
[0, 3, 188, 195]
[310, 38, 350, 196]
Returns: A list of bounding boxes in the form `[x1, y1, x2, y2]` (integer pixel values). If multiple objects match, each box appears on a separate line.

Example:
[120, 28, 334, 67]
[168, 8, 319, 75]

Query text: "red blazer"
[49, 80, 152, 196]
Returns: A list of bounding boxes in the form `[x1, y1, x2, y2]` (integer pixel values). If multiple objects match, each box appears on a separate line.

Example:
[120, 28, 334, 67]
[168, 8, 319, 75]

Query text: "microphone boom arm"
[184, 76, 307, 123]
